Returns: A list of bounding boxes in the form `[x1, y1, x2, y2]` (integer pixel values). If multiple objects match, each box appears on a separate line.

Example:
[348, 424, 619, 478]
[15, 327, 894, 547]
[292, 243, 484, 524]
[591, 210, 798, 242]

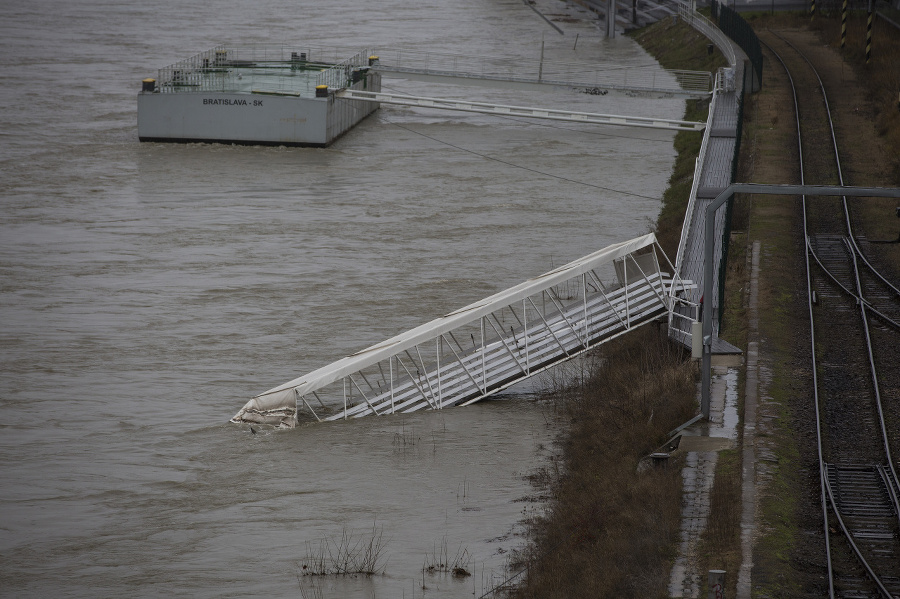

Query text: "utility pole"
[606, 0, 616, 38]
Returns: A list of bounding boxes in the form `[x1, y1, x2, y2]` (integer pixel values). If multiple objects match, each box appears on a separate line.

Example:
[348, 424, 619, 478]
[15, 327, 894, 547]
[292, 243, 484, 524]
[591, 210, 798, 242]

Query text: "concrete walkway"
[668, 360, 740, 598]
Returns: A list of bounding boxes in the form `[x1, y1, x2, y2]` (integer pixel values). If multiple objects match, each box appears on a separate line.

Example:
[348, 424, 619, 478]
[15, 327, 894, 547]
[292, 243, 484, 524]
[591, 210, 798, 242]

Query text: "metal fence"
[677, 2, 738, 66]
[315, 49, 372, 90]
[711, 1, 764, 88]
[154, 44, 367, 96]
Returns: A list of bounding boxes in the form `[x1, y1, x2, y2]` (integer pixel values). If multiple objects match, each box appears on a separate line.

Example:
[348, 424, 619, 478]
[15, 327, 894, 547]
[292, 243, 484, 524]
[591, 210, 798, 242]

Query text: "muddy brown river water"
[0, 0, 685, 596]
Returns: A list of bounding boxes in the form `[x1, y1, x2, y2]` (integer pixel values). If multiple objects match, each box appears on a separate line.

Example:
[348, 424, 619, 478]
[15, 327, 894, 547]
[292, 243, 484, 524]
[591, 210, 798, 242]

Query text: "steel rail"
[766, 32, 900, 598]
[804, 240, 900, 332]
[777, 33, 896, 599]
[778, 34, 900, 305]
[775, 31, 900, 510]
[761, 37, 836, 598]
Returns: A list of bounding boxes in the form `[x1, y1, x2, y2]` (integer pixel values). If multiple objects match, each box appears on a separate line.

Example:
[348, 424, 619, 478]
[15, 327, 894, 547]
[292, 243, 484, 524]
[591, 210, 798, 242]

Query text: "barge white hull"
[138, 74, 380, 147]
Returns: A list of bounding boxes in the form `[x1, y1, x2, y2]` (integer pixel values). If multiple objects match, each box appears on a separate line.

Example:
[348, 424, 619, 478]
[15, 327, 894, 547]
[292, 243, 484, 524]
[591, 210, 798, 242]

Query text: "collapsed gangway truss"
[232, 234, 694, 428]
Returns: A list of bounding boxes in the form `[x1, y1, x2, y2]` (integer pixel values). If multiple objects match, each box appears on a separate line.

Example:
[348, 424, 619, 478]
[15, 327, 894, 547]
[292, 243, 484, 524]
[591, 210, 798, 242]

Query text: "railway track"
[762, 31, 900, 599]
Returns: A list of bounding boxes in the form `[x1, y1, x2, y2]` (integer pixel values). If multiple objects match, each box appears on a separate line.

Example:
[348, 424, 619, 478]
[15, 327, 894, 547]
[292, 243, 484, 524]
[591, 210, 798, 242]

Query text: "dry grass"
[744, 10, 900, 273]
[510, 327, 697, 599]
[811, 6, 900, 158]
[423, 537, 472, 578]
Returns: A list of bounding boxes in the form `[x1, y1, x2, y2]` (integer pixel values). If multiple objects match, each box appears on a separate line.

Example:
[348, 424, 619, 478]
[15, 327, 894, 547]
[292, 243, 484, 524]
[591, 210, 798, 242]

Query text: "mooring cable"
[377, 116, 661, 201]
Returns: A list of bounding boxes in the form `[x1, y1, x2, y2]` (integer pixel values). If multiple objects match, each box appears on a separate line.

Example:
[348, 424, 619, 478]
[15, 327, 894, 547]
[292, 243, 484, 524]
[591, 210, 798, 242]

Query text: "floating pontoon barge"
[138, 45, 381, 147]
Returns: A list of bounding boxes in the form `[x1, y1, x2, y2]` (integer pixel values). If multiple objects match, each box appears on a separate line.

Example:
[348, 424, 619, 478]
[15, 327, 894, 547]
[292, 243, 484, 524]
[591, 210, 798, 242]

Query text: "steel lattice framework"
[232, 234, 694, 428]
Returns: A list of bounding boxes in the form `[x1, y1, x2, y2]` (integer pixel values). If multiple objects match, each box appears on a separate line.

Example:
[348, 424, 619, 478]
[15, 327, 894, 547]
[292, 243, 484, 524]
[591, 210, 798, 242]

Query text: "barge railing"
[154, 44, 367, 96]
[315, 49, 372, 90]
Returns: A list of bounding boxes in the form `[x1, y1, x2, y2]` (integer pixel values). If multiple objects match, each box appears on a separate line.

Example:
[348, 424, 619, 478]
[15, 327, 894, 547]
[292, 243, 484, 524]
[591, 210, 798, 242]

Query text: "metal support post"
[582, 273, 589, 346]
[436, 336, 442, 408]
[841, 0, 848, 48]
[866, 0, 874, 64]
[701, 184, 900, 420]
[523, 299, 529, 373]
[481, 317, 486, 391]
[606, 0, 616, 38]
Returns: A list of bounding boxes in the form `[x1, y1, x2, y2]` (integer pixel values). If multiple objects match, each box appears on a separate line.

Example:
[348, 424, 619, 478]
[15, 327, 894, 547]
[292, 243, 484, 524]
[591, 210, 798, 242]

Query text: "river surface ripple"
[0, 0, 684, 596]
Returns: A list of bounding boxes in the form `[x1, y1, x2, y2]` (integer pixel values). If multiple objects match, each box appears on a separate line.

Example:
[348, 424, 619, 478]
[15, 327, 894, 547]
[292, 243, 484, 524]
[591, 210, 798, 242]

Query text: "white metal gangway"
[336, 89, 706, 132]
[232, 234, 695, 428]
[367, 48, 712, 98]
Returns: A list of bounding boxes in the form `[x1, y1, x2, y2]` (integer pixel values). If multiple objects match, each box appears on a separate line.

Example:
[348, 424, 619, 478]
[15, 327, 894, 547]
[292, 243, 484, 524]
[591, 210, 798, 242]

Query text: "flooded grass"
[423, 537, 472, 578]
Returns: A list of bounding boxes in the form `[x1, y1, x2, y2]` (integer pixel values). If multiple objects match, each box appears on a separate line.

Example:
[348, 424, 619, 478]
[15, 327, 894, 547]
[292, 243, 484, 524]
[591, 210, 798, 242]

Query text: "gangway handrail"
[676, 1, 737, 67]
[315, 48, 370, 90]
[254, 234, 658, 399]
[337, 89, 706, 132]
[370, 46, 713, 95]
[673, 71, 722, 278]
[323, 274, 680, 421]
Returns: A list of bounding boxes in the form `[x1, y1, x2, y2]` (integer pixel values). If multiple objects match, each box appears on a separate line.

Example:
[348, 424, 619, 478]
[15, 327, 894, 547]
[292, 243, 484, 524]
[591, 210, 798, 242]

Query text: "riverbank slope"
[513, 9, 899, 599]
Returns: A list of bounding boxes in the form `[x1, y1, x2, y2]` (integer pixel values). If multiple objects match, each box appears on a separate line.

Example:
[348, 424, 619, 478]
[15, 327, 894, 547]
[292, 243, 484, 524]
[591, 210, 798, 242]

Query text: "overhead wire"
[377, 115, 660, 201]
[379, 81, 677, 143]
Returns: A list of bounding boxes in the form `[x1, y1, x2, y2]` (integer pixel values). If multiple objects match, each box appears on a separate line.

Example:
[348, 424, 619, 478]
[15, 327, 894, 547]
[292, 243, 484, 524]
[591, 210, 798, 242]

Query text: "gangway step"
[336, 89, 706, 132]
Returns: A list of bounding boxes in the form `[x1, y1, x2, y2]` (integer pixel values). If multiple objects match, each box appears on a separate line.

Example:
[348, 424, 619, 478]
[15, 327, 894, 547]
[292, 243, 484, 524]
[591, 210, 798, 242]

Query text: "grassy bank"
[632, 17, 729, 259]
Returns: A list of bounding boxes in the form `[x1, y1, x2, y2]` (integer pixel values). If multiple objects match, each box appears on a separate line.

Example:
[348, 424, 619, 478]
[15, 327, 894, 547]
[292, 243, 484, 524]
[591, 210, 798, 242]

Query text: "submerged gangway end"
[232, 233, 696, 428]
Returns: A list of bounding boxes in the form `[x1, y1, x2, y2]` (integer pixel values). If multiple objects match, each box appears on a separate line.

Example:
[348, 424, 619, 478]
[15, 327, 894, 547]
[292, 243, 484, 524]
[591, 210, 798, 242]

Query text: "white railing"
[371, 47, 712, 95]
[676, 2, 737, 67]
[154, 44, 366, 96]
[674, 72, 721, 278]
[668, 67, 723, 345]
[315, 49, 371, 90]
[337, 89, 706, 132]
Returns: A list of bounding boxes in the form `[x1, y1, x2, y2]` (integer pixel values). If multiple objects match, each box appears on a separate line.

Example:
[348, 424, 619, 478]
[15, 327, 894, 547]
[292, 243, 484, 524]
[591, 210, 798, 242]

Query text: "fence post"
[708, 570, 726, 599]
